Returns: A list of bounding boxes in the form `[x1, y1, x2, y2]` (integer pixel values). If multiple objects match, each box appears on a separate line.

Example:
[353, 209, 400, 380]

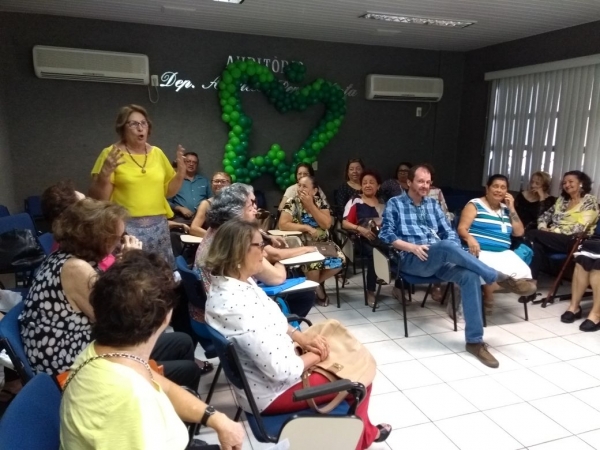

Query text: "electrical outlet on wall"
[151, 75, 159, 86]
[416, 107, 422, 117]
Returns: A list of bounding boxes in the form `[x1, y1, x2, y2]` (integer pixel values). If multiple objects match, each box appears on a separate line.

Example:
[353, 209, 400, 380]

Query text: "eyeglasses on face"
[126, 120, 148, 129]
[184, 159, 198, 165]
[212, 179, 230, 185]
[250, 242, 266, 249]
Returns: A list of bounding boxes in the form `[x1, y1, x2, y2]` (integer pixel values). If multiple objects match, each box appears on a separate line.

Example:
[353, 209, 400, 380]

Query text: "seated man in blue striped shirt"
[379, 164, 536, 368]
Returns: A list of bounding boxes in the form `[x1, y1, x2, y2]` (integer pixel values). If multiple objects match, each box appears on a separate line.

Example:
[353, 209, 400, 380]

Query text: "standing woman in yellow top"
[89, 105, 185, 269]
[526, 170, 599, 288]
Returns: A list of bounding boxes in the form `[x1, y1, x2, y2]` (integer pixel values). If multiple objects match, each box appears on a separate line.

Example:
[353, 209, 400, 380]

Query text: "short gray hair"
[206, 183, 254, 229]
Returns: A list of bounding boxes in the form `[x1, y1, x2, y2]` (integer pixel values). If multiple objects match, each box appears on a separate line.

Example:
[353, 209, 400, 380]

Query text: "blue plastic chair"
[24, 196, 43, 220]
[0, 213, 37, 236]
[175, 256, 220, 403]
[0, 302, 35, 383]
[0, 205, 9, 218]
[38, 232, 54, 256]
[0, 373, 61, 450]
[204, 323, 366, 446]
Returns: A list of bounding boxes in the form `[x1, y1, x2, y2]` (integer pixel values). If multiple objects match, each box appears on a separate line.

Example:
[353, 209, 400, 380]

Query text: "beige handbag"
[298, 319, 376, 413]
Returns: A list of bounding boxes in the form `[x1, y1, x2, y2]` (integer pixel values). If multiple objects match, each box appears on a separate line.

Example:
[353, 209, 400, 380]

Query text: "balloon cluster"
[219, 60, 347, 190]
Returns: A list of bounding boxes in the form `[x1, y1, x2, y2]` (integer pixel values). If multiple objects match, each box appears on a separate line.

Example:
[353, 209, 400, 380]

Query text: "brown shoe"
[466, 343, 499, 368]
[497, 277, 536, 296]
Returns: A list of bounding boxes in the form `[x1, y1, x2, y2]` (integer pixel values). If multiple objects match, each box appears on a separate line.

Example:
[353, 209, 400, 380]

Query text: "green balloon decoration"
[219, 60, 346, 191]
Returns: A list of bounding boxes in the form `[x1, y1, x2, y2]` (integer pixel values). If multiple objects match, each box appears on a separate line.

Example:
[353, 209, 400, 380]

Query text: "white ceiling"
[1, 0, 600, 51]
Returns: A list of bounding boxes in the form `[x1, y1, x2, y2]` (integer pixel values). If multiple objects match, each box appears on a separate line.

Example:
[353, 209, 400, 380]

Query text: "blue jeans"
[401, 240, 497, 344]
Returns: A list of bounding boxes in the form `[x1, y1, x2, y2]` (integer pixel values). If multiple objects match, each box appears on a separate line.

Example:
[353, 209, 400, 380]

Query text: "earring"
[237, 264, 241, 269]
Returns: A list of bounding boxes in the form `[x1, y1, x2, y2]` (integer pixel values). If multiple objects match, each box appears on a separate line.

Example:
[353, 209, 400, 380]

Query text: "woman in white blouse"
[204, 219, 391, 449]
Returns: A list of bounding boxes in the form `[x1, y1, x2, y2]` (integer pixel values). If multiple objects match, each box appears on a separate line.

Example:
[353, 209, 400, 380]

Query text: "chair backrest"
[0, 213, 37, 236]
[0, 205, 9, 218]
[341, 236, 354, 263]
[24, 196, 43, 219]
[373, 248, 391, 284]
[283, 236, 303, 248]
[38, 233, 55, 256]
[175, 256, 207, 310]
[0, 373, 61, 450]
[0, 301, 35, 382]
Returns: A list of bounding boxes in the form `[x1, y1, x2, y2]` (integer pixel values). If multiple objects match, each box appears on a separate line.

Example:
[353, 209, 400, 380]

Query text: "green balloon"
[235, 168, 244, 176]
[233, 125, 243, 135]
[225, 144, 234, 153]
[247, 65, 256, 76]
[230, 136, 240, 146]
[222, 72, 233, 84]
[255, 156, 265, 166]
[311, 142, 320, 151]
[220, 91, 231, 100]
[222, 159, 231, 167]
[249, 170, 258, 178]
[271, 143, 281, 152]
[272, 158, 280, 166]
[289, 173, 296, 183]
[226, 151, 236, 161]
[230, 111, 240, 122]
[230, 174, 237, 182]
[231, 68, 242, 79]
[224, 105, 234, 114]
[298, 149, 307, 159]
[318, 133, 327, 142]
[221, 113, 230, 123]
[276, 150, 285, 161]
[224, 165, 235, 175]
[226, 83, 236, 94]
[227, 97, 237, 106]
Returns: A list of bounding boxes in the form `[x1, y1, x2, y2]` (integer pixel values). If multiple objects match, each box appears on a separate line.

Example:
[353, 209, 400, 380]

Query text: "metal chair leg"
[524, 301, 529, 321]
[234, 407, 243, 422]
[400, 281, 409, 337]
[205, 363, 222, 404]
[421, 284, 432, 308]
[450, 283, 457, 331]
[373, 283, 382, 312]
[335, 274, 341, 308]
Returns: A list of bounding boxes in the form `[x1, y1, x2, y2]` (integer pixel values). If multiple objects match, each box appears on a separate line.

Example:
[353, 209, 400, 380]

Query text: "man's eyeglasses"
[250, 242, 266, 249]
[126, 120, 148, 129]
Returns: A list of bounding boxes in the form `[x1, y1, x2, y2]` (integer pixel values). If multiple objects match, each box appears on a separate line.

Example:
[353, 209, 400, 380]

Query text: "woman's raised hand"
[175, 145, 186, 173]
[99, 146, 125, 178]
[121, 235, 143, 252]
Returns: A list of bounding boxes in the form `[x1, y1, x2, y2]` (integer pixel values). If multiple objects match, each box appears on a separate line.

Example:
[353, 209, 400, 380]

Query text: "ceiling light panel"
[361, 12, 476, 29]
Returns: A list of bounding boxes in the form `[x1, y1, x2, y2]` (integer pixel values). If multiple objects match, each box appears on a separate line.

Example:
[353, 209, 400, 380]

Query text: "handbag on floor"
[297, 319, 376, 413]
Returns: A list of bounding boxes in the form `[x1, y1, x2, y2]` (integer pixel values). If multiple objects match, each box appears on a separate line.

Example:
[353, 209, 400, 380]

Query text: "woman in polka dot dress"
[19, 200, 130, 377]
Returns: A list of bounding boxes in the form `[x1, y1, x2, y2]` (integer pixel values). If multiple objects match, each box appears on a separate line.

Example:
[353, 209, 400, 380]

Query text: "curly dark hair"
[561, 170, 592, 200]
[53, 199, 129, 262]
[90, 250, 178, 347]
[41, 180, 80, 226]
[360, 169, 382, 185]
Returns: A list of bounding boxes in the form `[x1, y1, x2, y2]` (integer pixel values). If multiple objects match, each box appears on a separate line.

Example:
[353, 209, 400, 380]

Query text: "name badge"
[501, 222, 508, 233]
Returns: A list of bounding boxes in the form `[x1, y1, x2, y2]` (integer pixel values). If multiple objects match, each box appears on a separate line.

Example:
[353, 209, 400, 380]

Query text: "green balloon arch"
[218, 60, 347, 191]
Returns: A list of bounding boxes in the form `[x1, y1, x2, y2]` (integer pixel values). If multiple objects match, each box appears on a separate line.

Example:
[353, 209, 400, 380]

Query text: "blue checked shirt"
[379, 193, 459, 260]
[168, 175, 211, 213]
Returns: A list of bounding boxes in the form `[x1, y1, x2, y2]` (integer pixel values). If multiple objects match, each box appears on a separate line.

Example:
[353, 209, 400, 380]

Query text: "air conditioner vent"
[366, 75, 443, 102]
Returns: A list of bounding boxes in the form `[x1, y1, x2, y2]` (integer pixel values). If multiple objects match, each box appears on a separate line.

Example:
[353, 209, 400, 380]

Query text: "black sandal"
[374, 423, 392, 443]
[195, 360, 214, 375]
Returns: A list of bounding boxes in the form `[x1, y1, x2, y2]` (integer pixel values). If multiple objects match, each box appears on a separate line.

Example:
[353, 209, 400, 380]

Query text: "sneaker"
[466, 343, 499, 368]
[496, 275, 536, 296]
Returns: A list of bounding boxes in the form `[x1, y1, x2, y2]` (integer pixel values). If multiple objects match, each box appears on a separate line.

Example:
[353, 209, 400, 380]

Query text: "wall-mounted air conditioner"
[366, 75, 443, 102]
[33, 46, 149, 85]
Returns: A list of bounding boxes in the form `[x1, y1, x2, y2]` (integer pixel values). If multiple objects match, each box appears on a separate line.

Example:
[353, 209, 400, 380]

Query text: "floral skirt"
[126, 215, 175, 269]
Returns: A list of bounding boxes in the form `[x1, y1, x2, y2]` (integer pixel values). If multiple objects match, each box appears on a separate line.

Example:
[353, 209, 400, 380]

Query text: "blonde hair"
[204, 219, 259, 278]
[115, 104, 153, 140]
[531, 171, 551, 193]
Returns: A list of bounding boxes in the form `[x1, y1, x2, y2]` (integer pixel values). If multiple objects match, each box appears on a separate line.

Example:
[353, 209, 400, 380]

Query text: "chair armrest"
[293, 379, 366, 403]
[286, 315, 312, 327]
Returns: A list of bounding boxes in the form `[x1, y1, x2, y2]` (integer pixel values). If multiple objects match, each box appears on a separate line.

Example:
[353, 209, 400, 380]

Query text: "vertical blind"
[483, 63, 600, 196]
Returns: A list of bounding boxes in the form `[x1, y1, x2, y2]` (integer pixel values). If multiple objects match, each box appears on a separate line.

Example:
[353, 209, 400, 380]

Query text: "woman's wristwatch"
[201, 405, 217, 426]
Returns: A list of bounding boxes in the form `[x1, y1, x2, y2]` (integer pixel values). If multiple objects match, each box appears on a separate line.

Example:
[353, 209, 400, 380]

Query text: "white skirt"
[479, 249, 532, 282]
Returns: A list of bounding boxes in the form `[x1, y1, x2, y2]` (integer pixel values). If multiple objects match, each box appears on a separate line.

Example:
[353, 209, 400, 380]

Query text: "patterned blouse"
[335, 183, 361, 209]
[538, 194, 599, 235]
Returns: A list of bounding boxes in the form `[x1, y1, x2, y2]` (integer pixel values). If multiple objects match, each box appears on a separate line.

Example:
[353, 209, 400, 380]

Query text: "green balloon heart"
[219, 60, 346, 190]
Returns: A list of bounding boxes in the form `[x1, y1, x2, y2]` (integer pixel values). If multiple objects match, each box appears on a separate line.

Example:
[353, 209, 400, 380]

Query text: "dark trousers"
[527, 229, 574, 279]
[358, 243, 377, 292]
[151, 332, 201, 390]
[285, 291, 316, 317]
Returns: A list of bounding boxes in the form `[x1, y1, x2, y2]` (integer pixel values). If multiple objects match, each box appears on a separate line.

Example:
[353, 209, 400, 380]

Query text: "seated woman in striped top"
[457, 174, 532, 314]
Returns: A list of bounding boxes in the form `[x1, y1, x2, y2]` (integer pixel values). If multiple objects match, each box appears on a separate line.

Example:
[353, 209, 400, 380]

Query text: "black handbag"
[0, 229, 45, 272]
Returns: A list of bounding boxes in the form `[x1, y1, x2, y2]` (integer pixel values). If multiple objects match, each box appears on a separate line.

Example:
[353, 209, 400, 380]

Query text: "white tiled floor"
[194, 274, 600, 449]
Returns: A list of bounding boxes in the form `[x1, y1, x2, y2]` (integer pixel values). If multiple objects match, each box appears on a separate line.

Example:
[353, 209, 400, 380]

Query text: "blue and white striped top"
[468, 198, 512, 251]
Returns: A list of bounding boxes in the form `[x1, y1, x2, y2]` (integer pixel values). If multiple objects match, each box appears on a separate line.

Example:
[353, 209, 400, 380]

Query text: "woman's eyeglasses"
[212, 179, 230, 185]
[126, 120, 148, 129]
[250, 242, 266, 249]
